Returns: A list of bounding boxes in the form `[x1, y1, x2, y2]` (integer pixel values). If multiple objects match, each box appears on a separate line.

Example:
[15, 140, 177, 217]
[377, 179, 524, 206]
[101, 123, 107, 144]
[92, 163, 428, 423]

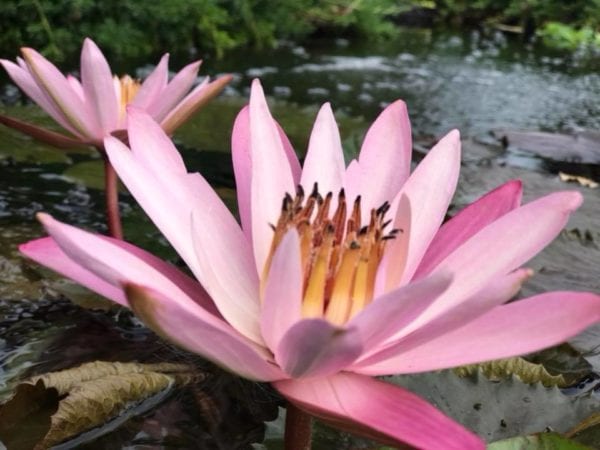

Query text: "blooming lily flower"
[0, 38, 231, 148]
[20, 80, 600, 449]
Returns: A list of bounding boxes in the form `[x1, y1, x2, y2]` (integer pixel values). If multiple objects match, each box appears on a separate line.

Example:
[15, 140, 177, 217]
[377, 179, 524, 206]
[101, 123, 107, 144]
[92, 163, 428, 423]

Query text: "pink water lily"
[20, 80, 600, 449]
[0, 37, 231, 148]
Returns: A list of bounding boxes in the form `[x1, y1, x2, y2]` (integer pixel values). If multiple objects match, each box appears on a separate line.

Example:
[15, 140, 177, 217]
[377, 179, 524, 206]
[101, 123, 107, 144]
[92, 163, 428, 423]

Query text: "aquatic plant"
[20, 80, 600, 449]
[0, 37, 230, 238]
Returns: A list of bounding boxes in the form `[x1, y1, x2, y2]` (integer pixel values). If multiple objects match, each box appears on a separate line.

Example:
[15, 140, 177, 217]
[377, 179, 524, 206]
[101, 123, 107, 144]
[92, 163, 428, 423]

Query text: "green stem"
[103, 155, 123, 239]
[284, 403, 312, 450]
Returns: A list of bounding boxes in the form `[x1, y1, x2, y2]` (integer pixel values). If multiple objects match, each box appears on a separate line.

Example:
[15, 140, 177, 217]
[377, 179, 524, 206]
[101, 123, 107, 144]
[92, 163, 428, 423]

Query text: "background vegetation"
[0, 0, 598, 64]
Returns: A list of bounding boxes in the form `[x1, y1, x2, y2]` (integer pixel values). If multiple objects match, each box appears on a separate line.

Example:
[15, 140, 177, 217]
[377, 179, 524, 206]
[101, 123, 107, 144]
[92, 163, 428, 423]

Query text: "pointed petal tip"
[448, 128, 461, 140]
[566, 190, 584, 210]
[35, 211, 52, 225]
[387, 98, 408, 113]
[125, 104, 147, 117]
[251, 78, 265, 96]
[82, 37, 95, 49]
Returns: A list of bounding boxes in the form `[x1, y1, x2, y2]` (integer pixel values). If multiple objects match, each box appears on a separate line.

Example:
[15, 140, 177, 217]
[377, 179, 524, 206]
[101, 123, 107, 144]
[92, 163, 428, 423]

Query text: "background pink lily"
[20, 80, 600, 449]
[1, 37, 231, 239]
[0, 37, 231, 148]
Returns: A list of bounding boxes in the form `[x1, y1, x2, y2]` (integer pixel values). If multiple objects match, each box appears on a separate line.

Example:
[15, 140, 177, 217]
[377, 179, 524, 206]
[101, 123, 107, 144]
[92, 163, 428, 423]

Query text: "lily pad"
[0, 361, 197, 449]
[455, 357, 569, 387]
[488, 432, 591, 450]
[493, 129, 600, 165]
[388, 370, 600, 442]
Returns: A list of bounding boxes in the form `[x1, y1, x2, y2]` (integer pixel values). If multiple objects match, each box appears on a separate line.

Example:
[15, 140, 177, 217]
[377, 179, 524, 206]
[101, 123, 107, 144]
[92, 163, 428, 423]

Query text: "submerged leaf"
[488, 432, 591, 450]
[0, 361, 198, 449]
[455, 357, 569, 387]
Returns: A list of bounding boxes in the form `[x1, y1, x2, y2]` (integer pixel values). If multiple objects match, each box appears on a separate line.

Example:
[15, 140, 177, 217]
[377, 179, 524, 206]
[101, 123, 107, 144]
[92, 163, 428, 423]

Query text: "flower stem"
[103, 155, 123, 239]
[284, 403, 312, 450]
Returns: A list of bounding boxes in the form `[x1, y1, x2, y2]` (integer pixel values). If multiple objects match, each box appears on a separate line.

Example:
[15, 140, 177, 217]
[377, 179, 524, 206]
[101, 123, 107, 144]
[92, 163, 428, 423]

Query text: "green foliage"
[431, 0, 600, 50]
[0, 0, 404, 63]
[539, 22, 600, 50]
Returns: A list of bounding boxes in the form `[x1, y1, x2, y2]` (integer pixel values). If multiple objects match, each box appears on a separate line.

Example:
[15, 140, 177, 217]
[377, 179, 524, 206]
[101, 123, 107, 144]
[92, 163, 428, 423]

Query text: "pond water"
[208, 28, 600, 138]
[0, 27, 599, 448]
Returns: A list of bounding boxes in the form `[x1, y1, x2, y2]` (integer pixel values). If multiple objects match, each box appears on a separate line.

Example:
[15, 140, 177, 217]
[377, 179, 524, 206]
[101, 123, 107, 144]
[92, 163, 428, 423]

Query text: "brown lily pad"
[0, 361, 199, 449]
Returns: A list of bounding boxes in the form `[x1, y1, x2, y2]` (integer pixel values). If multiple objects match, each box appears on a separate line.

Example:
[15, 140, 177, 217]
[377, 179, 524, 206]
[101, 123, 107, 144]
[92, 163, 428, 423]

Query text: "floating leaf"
[493, 129, 600, 165]
[388, 370, 600, 442]
[0, 361, 198, 449]
[488, 432, 591, 449]
[455, 357, 569, 387]
[525, 345, 592, 385]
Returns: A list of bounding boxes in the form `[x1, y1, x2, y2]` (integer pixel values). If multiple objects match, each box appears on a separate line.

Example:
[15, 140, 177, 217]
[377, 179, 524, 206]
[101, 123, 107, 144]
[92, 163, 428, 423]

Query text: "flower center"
[264, 184, 398, 325]
[114, 75, 141, 119]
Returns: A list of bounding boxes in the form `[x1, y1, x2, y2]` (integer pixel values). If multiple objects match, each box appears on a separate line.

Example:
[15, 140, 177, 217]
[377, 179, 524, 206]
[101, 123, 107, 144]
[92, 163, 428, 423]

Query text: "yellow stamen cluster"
[114, 75, 141, 119]
[264, 184, 398, 325]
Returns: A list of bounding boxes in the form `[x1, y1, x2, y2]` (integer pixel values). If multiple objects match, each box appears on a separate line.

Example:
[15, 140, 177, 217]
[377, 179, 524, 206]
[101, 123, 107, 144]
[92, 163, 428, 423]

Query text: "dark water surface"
[207, 28, 600, 138]
[1, 28, 600, 448]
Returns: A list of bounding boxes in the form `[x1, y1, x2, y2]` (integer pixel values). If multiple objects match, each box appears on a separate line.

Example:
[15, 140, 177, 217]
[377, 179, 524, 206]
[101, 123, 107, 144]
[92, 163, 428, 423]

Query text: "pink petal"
[249, 79, 296, 273]
[421, 191, 582, 321]
[397, 129, 461, 286]
[274, 373, 484, 449]
[104, 135, 200, 268]
[191, 204, 263, 345]
[276, 120, 302, 184]
[20, 237, 125, 304]
[232, 105, 253, 239]
[20, 48, 100, 140]
[147, 60, 201, 122]
[374, 193, 411, 295]
[35, 213, 218, 314]
[1, 59, 82, 137]
[357, 100, 412, 212]
[355, 269, 532, 372]
[342, 159, 362, 214]
[66, 75, 85, 100]
[80, 38, 119, 134]
[105, 135, 262, 344]
[132, 54, 169, 109]
[358, 291, 600, 374]
[126, 107, 186, 174]
[232, 103, 300, 241]
[300, 103, 345, 199]
[414, 179, 523, 279]
[260, 230, 303, 350]
[160, 75, 232, 135]
[124, 283, 285, 381]
[349, 271, 452, 351]
[0, 113, 86, 148]
[276, 319, 362, 378]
